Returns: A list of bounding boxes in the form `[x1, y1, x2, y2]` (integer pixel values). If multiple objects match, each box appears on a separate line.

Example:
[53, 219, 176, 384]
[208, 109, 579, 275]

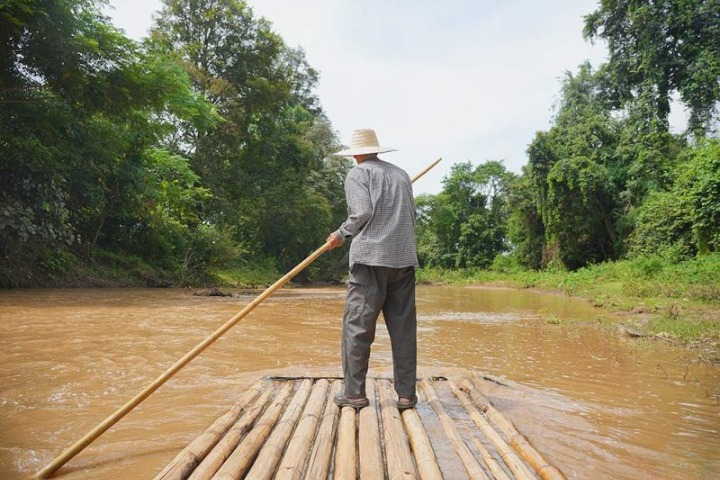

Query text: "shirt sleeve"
[334, 168, 372, 242]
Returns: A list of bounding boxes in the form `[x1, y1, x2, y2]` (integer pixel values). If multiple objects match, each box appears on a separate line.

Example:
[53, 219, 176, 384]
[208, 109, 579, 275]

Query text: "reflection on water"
[0, 286, 718, 479]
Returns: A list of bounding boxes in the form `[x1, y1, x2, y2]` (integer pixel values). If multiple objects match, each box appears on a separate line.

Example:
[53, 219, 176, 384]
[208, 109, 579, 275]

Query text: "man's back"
[344, 157, 419, 269]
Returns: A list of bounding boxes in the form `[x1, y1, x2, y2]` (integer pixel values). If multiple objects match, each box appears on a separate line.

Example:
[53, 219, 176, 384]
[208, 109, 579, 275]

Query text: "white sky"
[105, 0, 609, 194]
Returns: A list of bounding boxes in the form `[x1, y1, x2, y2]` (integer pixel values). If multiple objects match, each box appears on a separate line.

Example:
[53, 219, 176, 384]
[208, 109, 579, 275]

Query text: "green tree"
[416, 161, 514, 269]
[0, 0, 218, 286]
[526, 64, 622, 269]
[414, 193, 442, 268]
[545, 155, 617, 269]
[303, 150, 355, 281]
[627, 189, 694, 259]
[584, 0, 720, 136]
[507, 166, 545, 270]
[631, 139, 720, 257]
[152, 0, 339, 272]
[680, 139, 720, 253]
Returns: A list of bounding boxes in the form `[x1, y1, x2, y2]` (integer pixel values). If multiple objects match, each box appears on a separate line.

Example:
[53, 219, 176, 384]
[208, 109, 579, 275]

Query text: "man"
[326, 128, 419, 411]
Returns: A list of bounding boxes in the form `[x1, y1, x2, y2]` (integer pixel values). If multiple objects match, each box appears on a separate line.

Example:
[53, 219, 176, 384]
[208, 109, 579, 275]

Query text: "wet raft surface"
[154, 372, 565, 480]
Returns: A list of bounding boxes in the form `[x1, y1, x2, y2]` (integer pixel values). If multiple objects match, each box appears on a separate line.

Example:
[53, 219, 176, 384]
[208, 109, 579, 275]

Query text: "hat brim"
[332, 146, 397, 157]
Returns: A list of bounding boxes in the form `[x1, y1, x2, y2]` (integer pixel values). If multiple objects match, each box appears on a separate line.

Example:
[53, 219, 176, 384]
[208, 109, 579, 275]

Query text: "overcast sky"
[105, 0, 609, 194]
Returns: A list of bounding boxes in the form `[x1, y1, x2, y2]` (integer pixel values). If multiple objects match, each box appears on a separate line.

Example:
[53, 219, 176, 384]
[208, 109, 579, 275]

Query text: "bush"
[178, 225, 245, 286]
[676, 139, 720, 253]
[628, 139, 720, 257]
[627, 190, 694, 259]
[214, 256, 281, 288]
[490, 254, 524, 273]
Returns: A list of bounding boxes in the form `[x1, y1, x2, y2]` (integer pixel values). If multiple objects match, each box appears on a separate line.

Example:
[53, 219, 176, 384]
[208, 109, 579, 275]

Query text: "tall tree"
[584, 0, 720, 136]
[526, 64, 622, 269]
[629, 138, 720, 257]
[507, 165, 545, 270]
[152, 0, 338, 270]
[0, 0, 217, 286]
[416, 161, 514, 269]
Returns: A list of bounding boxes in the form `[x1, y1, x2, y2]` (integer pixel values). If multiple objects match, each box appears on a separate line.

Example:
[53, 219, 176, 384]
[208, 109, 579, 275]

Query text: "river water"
[0, 287, 718, 479]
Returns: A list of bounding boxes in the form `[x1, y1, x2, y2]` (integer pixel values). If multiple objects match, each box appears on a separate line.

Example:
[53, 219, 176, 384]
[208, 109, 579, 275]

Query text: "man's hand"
[326, 232, 343, 250]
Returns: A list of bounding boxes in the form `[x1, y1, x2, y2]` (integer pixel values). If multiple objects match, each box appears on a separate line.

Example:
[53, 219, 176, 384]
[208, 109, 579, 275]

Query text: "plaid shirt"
[334, 156, 419, 269]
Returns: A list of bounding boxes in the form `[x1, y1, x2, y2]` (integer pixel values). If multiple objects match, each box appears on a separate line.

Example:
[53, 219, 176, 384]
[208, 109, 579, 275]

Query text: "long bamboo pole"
[448, 380, 535, 480]
[36, 157, 441, 479]
[462, 376, 566, 480]
[419, 379, 489, 480]
[401, 391, 443, 480]
[377, 379, 416, 479]
[274, 379, 330, 480]
[334, 405, 357, 480]
[304, 381, 341, 480]
[152, 378, 267, 480]
[358, 380, 383, 480]
[410, 157, 442, 184]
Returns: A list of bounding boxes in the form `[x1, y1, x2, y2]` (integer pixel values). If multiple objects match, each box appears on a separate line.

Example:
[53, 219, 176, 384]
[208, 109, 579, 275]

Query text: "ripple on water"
[0, 287, 718, 480]
[420, 311, 531, 323]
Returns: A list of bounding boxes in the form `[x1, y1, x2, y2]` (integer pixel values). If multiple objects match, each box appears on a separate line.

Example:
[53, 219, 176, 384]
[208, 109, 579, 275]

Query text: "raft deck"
[154, 371, 566, 479]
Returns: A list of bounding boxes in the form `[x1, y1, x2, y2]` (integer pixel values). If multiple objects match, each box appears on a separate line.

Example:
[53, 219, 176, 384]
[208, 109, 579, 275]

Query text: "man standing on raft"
[327, 128, 419, 411]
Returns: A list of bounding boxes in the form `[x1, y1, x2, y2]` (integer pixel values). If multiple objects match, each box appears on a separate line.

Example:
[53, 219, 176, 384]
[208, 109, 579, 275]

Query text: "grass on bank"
[417, 254, 720, 362]
[12, 245, 719, 361]
[15, 248, 282, 289]
[214, 257, 282, 289]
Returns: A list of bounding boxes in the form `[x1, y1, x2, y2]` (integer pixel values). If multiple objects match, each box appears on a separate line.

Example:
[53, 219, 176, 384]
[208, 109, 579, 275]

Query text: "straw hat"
[333, 129, 397, 156]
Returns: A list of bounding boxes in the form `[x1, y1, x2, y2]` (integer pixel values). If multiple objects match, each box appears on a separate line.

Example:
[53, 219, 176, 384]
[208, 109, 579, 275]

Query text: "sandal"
[397, 396, 417, 411]
[334, 393, 369, 409]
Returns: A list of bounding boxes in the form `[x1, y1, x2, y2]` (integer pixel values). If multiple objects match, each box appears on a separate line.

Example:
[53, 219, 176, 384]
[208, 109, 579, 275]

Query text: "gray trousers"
[341, 264, 417, 399]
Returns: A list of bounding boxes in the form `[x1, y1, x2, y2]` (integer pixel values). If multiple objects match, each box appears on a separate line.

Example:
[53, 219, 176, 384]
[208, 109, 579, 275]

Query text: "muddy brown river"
[0, 287, 718, 479]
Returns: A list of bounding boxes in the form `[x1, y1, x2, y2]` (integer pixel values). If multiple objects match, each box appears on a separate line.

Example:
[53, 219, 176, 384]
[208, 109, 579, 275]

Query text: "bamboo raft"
[154, 371, 566, 480]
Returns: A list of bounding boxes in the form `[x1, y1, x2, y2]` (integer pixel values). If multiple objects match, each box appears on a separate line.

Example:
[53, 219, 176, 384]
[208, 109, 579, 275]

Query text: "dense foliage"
[151, 0, 341, 271]
[584, 0, 720, 136]
[1, 0, 719, 287]
[418, 1, 720, 272]
[0, 0, 349, 287]
[416, 161, 514, 269]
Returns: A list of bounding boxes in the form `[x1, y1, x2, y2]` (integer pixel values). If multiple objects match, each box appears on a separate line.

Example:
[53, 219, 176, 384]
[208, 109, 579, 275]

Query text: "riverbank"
[6, 248, 719, 363]
[417, 254, 720, 364]
[0, 249, 285, 289]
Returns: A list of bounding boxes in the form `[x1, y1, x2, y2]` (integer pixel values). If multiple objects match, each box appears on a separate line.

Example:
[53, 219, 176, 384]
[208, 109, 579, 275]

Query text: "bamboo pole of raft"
[462, 377, 566, 480]
[469, 436, 512, 480]
[377, 379, 417, 479]
[243, 378, 313, 480]
[400, 393, 444, 480]
[448, 380, 536, 480]
[36, 157, 441, 480]
[304, 381, 341, 480]
[334, 403, 357, 480]
[153, 379, 266, 480]
[419, 379, 489, 480]
[187, 384, 281, 480]
[206, 382, 294, 480]
[358, 380, 383, 480]
[272, 379, 331, 480]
